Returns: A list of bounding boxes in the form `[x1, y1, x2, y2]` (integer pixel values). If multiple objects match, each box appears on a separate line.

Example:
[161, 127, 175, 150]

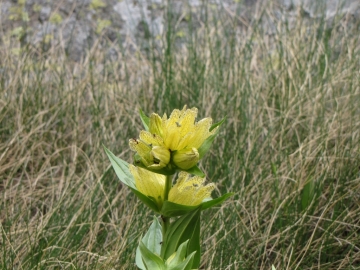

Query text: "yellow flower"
[130, 106, 217, 170]
[129, 165, 166, 208]
[129, 166, 214, 208]
[168, 172, 215, 206]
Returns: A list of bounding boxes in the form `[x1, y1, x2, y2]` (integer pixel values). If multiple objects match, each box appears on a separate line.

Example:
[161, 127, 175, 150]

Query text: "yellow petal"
[129, 165, 166, 208]
[129, 138, 152, 166]
[151, 146, 171, 168]
[149, 113, 164, 137]
[166, 109, 181, 130]
[168, 172, 215, 206]
[160, 109, 181, 149]
[184, 118, 214, 149]
[162, 107, 197, 150]
[178, 107, 197, 137]
[139, 130, 164, 146]
[164, 127, 181, 150]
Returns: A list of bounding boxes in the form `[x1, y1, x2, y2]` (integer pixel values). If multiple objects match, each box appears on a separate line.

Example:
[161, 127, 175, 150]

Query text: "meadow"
[1, 2, 360, 269]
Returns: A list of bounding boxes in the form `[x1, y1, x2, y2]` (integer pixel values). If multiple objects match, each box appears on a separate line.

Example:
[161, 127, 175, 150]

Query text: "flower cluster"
[129, 106, 217, 171]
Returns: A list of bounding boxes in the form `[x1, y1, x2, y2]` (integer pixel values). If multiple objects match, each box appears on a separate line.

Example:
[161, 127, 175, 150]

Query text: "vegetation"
[1, 2, 359, 269]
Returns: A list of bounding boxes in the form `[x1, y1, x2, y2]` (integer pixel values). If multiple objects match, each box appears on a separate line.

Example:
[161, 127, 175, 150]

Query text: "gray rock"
[114, 0, 150, 37]
[280, 0, 360, 18]
[39, 6, 51, 22]
[1, 0, 359, 62]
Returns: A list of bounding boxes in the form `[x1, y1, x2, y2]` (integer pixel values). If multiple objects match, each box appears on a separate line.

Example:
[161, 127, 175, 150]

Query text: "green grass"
[1, 1, 360, 269]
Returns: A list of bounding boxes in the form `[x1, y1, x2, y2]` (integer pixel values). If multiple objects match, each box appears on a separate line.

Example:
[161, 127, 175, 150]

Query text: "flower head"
[130, 106, 217, 171]
[168, 172, 215, 206]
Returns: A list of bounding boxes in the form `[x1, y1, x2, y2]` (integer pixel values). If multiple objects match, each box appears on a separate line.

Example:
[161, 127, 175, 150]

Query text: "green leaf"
[143, 217, 163, 254]
[201, 193, 234, 210]
[301, 178, 315, 211]
[185, 218, 200, 268]
[139, 109, 150, 131]
[197, 133, 217, 159]
[168, 251, 196, 270]
[103, 145, 136, 189]
[130, 187, 160, 213]
[139, 241, 165, 270]
[272, 265, 277, 270]
[198, 117, 225, 159]
[136, 247, 146, 270]
[161, 193, 233, 217]
[136, 216, 163, 270]
[161, 209, 201, 268]
[210, 117, 226, 132]
[183, 165, 205, 177]
[161, 201, 197, 217]
[166, 240, 196, 270]
[165, 240, 188, 267]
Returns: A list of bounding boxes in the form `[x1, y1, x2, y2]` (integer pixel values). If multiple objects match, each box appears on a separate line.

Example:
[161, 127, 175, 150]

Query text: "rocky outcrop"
[280, 0, 359, 18]
[1, 0, 359, 61]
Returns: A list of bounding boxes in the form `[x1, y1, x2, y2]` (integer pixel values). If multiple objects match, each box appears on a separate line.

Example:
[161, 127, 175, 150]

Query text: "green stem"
[160, 214, 170, 257]
[164, 174, 172, 201]
[161, 215, 170, 240]
[161, 174, 173, 255]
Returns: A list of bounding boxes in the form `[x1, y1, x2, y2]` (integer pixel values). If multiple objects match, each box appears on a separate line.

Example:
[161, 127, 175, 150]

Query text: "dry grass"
[1, 2, 360, 269]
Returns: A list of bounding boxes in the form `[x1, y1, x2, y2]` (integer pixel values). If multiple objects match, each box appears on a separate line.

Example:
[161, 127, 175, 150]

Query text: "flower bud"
[150, 146, 171, 168]
[172, 147, 199, 170]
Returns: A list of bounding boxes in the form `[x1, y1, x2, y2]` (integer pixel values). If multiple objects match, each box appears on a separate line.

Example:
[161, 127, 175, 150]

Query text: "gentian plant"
[104, 106, 232, 269]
